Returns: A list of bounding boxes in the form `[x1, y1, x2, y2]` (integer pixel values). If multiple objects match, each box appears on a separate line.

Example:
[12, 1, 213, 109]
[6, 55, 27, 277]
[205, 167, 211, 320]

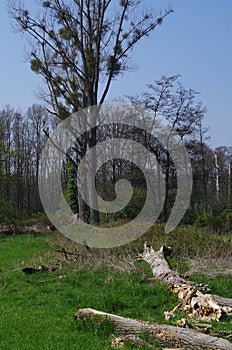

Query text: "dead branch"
[26, 276, 65, 284]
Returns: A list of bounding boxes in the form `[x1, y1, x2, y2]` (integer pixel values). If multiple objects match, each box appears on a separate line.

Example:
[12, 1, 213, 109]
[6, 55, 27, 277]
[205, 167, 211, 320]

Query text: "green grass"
[190, 274, 232, 298]
[0, 232, 176, 349]
[0, 229, 231, 349]
[0, 233, 51, 269]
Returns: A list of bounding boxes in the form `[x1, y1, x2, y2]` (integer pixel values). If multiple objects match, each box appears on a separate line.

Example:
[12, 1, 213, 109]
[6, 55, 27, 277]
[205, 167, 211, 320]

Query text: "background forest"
[1, 76, 232, 234]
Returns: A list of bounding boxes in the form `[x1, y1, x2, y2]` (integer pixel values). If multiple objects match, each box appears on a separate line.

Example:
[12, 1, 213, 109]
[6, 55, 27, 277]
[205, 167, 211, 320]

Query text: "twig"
[26, 275, 66, 284]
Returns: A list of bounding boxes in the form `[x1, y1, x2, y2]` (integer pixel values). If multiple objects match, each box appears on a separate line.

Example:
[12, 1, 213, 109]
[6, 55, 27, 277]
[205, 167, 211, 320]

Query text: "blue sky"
[0, 0, 232, 148]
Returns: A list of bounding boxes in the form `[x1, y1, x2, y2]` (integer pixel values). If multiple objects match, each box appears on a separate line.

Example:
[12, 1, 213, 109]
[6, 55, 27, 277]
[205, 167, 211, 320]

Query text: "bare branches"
[8, 0, 173, 114]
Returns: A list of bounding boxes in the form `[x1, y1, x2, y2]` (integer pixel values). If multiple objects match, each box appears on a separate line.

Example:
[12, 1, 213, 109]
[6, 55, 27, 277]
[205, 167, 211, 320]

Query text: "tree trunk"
[89, 126, 99, 225]
[77, 141, 90, 223]
[137, 243, 232, 321]
[75, 308, 232, 350]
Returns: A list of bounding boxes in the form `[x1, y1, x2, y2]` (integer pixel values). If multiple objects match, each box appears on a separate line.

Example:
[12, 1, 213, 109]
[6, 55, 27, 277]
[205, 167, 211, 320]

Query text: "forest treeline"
[0, 75, 232, 233]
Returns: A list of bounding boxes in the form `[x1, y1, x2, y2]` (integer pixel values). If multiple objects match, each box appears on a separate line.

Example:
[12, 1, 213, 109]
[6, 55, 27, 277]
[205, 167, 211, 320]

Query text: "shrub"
[215, 209, 232, 232]
[0, 196, 21, 233]
[194, 212, 214, 228]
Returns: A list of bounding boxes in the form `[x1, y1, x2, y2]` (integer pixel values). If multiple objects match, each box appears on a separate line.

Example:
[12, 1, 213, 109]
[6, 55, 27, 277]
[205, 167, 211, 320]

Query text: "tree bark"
[75, 308, 232, 350]
[137, 243, 232, 321]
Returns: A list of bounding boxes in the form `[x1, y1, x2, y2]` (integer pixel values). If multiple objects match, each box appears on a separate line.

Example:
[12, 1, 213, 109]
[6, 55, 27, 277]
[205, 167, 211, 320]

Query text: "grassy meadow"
[0, 226, 232, 349]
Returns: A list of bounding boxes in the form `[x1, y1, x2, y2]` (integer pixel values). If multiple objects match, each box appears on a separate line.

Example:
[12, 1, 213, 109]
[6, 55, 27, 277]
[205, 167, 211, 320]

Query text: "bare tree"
[128, 75, 207, 221]
[8, 0, 173, 223]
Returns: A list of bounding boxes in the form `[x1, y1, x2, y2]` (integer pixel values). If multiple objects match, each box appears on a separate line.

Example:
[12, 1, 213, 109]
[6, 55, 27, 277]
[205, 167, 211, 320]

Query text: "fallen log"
[75, 308, 232, 350]
[136, 243, 203, 288]
[137, 243, 232, 321]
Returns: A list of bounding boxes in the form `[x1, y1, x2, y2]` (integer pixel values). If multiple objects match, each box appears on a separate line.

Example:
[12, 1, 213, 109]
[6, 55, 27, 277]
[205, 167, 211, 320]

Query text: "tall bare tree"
[8, 0, 173, 223]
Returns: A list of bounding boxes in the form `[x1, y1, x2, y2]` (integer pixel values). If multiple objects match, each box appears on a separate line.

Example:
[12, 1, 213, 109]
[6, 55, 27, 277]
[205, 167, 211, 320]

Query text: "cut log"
[137, 243, 232, 321]
[75, 308, 232, 350]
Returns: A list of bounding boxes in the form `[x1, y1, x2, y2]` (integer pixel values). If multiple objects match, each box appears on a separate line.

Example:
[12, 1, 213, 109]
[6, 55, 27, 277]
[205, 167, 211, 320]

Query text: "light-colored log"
[137, 243, 232, 321]
[75, 308, 232, 350]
